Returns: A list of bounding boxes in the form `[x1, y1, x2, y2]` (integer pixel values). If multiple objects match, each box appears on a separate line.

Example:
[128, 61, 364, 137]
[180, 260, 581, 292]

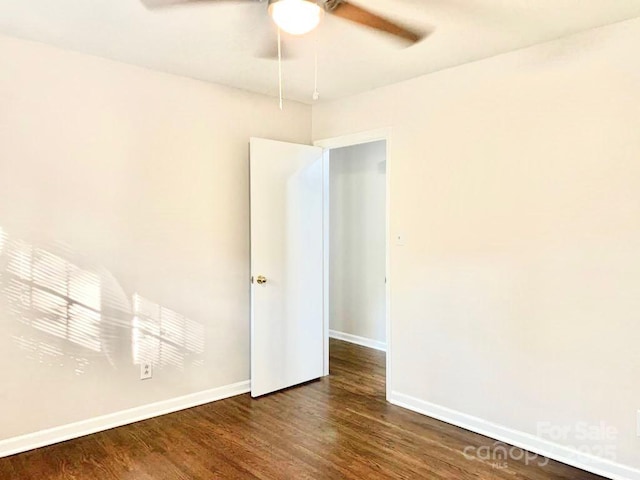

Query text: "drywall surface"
[329, 141, 386, 343]
[0, 34, 310, 440]
[314, 18, 640, 473]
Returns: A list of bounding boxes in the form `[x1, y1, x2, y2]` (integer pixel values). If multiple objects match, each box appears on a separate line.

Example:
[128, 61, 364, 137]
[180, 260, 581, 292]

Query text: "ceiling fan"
[142, 0, 426, 45]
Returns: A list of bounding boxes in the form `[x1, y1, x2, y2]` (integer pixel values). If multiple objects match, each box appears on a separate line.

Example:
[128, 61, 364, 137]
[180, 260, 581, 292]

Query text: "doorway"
[316, 131, 390, 396]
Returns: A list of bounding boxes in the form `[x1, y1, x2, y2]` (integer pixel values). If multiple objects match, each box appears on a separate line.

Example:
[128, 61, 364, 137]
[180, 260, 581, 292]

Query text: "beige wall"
[329, 141, 386, 343]
[0, 34, 310, 439]
[2, 14, 640, 475]
[314, 17, 640, 472]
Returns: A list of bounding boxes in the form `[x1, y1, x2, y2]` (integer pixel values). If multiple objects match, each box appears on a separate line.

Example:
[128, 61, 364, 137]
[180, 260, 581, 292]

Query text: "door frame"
[314, 127, 392, 400]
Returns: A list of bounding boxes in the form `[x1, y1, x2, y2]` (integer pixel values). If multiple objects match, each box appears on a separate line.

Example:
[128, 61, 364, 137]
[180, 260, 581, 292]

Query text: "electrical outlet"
[140, 363, 152, 380]
[637, 410, 640, 437]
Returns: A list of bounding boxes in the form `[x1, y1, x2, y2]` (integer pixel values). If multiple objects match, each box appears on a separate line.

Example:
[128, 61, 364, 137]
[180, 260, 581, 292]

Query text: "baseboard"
[389, 391, 640, 480]
[329, 330, 386, 352]
[0, 380, 250, 459]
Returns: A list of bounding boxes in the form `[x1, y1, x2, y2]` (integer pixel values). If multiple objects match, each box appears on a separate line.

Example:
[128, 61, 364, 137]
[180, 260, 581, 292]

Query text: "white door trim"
[314, 128, 392, 400]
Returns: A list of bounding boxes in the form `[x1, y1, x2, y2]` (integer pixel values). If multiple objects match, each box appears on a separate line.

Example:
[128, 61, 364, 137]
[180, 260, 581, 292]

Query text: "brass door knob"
[256, 275, 267, 285]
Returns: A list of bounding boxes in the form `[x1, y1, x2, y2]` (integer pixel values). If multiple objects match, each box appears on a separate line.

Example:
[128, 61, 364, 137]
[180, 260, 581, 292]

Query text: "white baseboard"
[389, 391, 640, 480]
[329, 330, 386, 352]
[0, 380, 250, 459]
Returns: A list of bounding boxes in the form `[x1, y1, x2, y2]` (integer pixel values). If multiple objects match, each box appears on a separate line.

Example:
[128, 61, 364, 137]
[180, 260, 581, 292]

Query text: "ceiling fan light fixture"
[268, 0, 322, 36]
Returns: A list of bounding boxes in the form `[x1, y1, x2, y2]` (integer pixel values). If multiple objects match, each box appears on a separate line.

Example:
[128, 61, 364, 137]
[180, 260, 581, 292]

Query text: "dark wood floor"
[0, 339, 604, 479]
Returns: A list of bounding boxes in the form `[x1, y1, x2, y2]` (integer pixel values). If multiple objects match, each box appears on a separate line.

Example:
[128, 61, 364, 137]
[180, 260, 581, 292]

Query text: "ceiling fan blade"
[141, 0, 254, 10]
[328, 1, 425, 44]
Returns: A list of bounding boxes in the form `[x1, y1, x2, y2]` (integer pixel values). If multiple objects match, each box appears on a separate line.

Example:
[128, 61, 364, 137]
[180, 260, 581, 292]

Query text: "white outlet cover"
[140, 363, 153, 380]
[395, 233, 406, 246]
[637, 410, 640, 437]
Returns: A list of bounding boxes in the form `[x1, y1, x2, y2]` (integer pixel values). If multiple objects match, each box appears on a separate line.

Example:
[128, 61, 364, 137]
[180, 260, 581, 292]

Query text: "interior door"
[250, 137, 324, 397]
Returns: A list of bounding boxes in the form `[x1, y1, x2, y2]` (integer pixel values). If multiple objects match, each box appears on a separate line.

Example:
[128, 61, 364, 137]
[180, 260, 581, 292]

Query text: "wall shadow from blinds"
[132, 294, 205, 370]
[0, 226, 205, 375]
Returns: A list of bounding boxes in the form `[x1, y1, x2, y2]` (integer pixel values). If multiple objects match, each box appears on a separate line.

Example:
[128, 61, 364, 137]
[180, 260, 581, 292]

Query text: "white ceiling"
[1, 0, 640, 103]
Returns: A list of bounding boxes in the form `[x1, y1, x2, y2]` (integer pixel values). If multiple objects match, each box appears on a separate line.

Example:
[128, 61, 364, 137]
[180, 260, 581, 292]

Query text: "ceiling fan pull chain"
[313, 30, 320, 101]
[278, 27, 283, 110]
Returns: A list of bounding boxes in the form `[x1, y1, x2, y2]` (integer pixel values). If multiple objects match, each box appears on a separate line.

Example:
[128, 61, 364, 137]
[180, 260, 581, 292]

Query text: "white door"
[250, 137, 324, 397]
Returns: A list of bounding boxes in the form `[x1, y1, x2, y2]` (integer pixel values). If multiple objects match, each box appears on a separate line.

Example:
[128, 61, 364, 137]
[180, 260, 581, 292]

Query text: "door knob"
[256, 275, 267, 285]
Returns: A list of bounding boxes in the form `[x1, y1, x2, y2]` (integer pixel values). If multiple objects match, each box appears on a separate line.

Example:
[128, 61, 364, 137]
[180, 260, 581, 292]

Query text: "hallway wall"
[329, 141, 387, 345]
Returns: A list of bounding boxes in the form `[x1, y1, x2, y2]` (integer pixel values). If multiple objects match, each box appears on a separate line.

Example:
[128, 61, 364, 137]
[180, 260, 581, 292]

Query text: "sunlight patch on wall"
[132, 293, 204, 370]
[12, 335, 64, 366]
[1, 226, 207, 377]
[0, 228, 105, 375]
[4, 239, 102, 352]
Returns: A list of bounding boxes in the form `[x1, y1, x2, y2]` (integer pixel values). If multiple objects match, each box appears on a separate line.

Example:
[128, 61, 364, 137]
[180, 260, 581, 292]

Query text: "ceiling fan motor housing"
[267, 0, 343, 13]
[323, 0, 343, 12]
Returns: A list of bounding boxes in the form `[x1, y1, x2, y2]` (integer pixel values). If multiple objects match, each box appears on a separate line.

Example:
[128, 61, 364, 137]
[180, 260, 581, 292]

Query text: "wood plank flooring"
[0, 339, 604, 479]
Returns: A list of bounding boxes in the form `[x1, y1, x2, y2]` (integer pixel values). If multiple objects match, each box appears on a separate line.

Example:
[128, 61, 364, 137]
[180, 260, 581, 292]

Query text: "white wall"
[0, 34, 310, 441]
[314, 18, 640, 475]
[329, 141, 386, 344]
